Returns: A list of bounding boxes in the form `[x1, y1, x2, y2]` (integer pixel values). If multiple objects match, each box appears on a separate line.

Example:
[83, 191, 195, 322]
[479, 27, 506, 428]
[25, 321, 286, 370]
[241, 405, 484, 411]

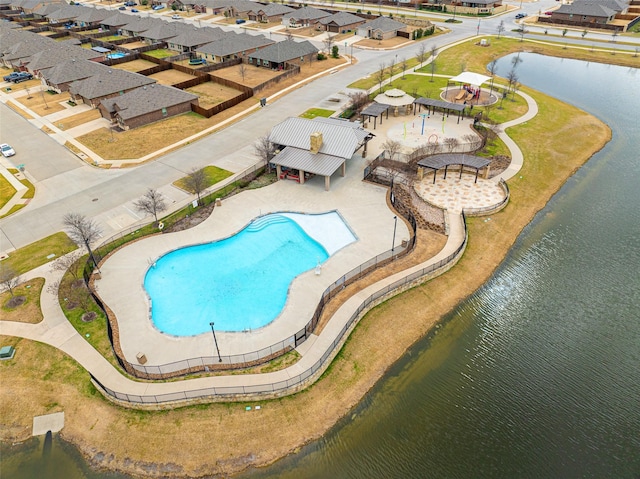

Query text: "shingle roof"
[120, 16, 158, 34]
[252, 3, 293, 16]
[197, 32, 274, 56]
[74, 6, 116, 24]
[358, 16, 406, 33]
[269, 117, 370, 160]
[43, 58, 107, 84]
[46, 4, 81, 21]
[70, 68, 156, 99]
[281, 6, 331, 22]
[26, 43, 100, 72]
[556, 1, 619, 16]
[2, 35, 52, 62]
[100, 11, 134, 27]
[318, 11, 363, 27]
[169, 26, 226, 47]
[141, 21, 182, 42]
[248, 39, 317, 63]
[101, 83, 197, 120]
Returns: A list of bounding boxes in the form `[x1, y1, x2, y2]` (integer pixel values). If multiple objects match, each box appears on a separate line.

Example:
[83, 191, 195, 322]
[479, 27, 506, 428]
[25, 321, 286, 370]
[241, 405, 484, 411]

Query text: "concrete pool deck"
[96, 152, 410, 368]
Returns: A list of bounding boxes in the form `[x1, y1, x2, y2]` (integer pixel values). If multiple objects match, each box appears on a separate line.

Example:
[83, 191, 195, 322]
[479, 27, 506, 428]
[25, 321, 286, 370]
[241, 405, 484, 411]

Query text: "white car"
[171, 14, 181, 19]
[0, 143, 15, 157]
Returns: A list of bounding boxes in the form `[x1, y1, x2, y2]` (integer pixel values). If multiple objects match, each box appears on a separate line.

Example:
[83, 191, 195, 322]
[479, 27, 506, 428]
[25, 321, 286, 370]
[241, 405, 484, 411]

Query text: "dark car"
[515, 12, 527, 19]
[11, 72, 33, 83]
[124, 1, 136, 5]
[3, 72, 21, 82]
[131, 8, 139, 12]
[235, 18, 246, 24]
[118, 6, 126, 10]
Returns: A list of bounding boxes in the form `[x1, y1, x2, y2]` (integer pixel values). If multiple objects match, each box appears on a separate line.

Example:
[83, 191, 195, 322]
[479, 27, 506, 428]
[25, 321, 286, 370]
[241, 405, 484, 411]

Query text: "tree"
[444, 137, 459, 153]
[429, 44, 438, 82]
[487, 58, 498, 95]
[323, 34, 336, 54]
[238, 62, 247, 82]
[0, 265, 20, 298]
[63, 213, 102, 270]
[400, 57, 408, 78]
[134, 188, 167, 225]
[254, 136, 276, 174]
[50, 249, 84, 281]
[382, 139, 402, 161]
[347, 91, 370, 115]
[519, 27, 528, 42]
[331, 45, 339, 59]
[506, 68, 519, 100]
[185, 167, 207, 205]
[415, 43, 427, 70]
[375, 62, 387, 94]
[496, 20, 505, 38]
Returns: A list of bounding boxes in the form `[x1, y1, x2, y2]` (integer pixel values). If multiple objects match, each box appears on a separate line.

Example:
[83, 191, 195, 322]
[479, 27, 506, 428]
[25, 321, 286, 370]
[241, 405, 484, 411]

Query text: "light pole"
[209, 322, 222, 362]
[392, 215, 398, 253]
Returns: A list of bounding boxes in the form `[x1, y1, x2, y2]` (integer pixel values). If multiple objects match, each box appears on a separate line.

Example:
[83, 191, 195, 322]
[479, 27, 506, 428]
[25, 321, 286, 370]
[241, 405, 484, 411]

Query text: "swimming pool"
[144, 212, 356, 335]
[107, 52, 126, 59]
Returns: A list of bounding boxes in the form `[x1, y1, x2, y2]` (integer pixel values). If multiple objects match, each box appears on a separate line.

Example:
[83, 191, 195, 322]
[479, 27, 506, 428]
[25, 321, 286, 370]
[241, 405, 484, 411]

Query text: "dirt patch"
[148, 69, 195, 85]
[81, 312, 97, 323]
[16, 91, 70, 116]
[185, 81, 241, 108]
[4, 296, 25, 308]
[0, 277, 45, 324]
[110, 58, 157, 73]
[55, 109, 101, 131]
[212, 63, 283, 88]
[356, 36, 414, 49]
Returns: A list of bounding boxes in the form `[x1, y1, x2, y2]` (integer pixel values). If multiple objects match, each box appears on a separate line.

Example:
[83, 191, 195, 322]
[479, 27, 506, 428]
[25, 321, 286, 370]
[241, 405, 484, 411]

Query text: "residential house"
[166, 26, 226, 53]
[268, 117, 373, 191]
[23, 42, 103, 76]
[98, 83, 198, 129]
[139, 21, 183, 44]
[120, 16, 159, 37]
[69, 68, 156, 107]
[356, 16, 407, 40]
[247, 39, 318, 69]
[1, 32, 52, 68]
[281, 6, 331, 28]
[41, 58, 107, 92]
[72, 6, 114, 27]
[549, 0, 629, 27]
[44, 4, 81, 23]
[16, 0, 64, 17]
[247, 3, 293, 23]
[317, 11, 365, 33]
[195, 31, 274, 62]
[99, 12, 134, 31]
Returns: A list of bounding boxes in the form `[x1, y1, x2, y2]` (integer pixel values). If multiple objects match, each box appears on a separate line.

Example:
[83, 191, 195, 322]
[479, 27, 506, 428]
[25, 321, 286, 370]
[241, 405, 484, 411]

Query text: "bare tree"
[429, 44, 438, 82]
[496, 20, 505, 38]
[347, 91, 370, 114]
[63, 213, 102, 270]
[382, 139, 402, 161]
[50, 249, 84, 281]
[375, 62, 387, 93]
[487, 57, 498, 95]
[400, 57, 408, 78]
[254, 135, 276, 173]
[285, 29, 292, 40]
[506, 68, 519, 100]
[519, 26, 529, 42]
[444, 137, 460, 153]
[185, 167, 208, 206]
[415, 42, 427, 70]
[133, 188, 167, 225]
[238, 62, 247, 83]
[323, 33, 336, 54]
[0, 265, 20, 297]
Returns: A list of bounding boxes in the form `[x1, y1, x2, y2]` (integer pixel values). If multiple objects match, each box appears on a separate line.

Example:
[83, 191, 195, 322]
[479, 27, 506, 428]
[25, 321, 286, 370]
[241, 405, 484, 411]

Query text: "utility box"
[136, 353, 147, 365]
[0, 346, 15, 360]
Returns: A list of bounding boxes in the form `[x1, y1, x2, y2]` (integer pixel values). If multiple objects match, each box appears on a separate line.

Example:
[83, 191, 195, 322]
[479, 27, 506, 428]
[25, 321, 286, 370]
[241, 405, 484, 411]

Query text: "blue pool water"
[144, 214, 332, 335]
[107, 52, 126, 59]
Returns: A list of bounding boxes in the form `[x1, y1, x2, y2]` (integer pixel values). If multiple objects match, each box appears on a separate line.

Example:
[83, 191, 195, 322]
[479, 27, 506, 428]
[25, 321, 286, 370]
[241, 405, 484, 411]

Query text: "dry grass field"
[119, 40, 148, 49]
[16, 91, 70, 116]
[185, 81, 240, 108]
[148, 69, 196, 85]
[356, 36, 414, 48]
[54, 109, 101, 131]
[213, 63, 283, 87]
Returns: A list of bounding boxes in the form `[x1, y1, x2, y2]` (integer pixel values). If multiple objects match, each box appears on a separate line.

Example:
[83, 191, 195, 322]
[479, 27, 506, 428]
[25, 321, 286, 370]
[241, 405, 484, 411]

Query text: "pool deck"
[96, 152, 409, 367]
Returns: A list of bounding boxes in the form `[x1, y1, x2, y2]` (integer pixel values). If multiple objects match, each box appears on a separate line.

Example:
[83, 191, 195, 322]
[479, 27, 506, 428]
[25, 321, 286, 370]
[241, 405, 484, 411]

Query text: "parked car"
[3, 72, 21, 82]
[0, 143, 16, 158]
[124, 1, 136, 5]
[235, 19, 246, 24]
[11, 72, 33, 83]
[131, 8, 139, 12]
[171, 14, 181, 19]
[152, 5, 164, 10]
[118, 6, 126, 10]
[515, 13, 527, 19]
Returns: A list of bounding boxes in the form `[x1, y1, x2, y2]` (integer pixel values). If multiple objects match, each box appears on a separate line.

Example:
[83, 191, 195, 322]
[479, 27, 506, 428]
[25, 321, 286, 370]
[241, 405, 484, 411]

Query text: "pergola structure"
[413, 97, 467, 123]
[360, 102, 390, 130]
[417, 153, 490, 184]
[373, 88, 415, 116]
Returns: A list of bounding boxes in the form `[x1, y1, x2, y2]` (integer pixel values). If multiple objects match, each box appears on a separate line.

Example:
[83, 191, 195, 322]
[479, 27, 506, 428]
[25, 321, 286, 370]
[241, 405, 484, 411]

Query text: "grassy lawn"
[0, 175, 16, 209]
[172, 165, 234, 192]
[300, 108, 335, 119]
[0, 169, 36, 219]
[1, 278, 45, 324]
[144, 49, 176, 59]
[54, 109, 101, 131]
[3, 232, 77, 275]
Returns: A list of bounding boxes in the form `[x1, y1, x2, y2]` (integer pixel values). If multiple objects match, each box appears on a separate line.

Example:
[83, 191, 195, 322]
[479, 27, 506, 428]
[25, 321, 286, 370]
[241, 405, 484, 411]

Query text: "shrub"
[317, 53, 327, 60]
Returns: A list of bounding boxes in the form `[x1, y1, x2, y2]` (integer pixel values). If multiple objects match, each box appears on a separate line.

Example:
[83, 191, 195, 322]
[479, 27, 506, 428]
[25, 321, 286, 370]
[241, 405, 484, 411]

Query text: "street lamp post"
[392, 215, 398, 253]
[209, 322, 222, 362]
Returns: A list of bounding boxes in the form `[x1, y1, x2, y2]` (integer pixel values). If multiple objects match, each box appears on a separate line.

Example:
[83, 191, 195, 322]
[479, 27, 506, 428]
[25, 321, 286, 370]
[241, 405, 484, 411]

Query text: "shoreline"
[0, 71, 613, 478]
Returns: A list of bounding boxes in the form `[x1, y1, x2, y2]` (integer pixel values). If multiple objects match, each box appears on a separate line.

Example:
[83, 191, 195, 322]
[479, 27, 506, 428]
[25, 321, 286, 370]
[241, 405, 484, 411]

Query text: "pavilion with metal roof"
[417, 153, 490, 184]
[413, 97, 467, 123]
[268, 117, 374, 191]
[360, 103, 390, 130]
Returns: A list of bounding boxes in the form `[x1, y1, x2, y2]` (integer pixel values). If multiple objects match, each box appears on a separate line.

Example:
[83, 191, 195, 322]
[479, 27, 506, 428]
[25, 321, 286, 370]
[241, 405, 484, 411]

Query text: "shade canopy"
[449, 71, 491, 87]
[374, 88, 415, 107]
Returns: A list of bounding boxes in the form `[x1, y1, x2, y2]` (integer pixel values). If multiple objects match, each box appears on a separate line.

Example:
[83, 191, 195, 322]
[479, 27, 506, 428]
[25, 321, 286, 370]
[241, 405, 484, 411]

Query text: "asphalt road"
[1, 0, 637, 251]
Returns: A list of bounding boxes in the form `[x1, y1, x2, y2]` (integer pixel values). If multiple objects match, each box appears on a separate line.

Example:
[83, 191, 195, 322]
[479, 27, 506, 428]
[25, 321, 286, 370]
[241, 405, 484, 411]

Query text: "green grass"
[4, 232, 78, 275]
[172, 165, 234, 193]
[144, 49, 176, 59]
[0, 174, 16, 209]
[8, 168, 35, 198]
[0, 204, 26, 218]
[300, 108, 335, 119]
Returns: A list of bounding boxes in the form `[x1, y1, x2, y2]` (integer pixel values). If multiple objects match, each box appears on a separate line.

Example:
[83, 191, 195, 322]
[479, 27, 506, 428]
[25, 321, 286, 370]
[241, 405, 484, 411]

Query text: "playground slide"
[465, 92, 474, 101]
[455, 90, 466, 101]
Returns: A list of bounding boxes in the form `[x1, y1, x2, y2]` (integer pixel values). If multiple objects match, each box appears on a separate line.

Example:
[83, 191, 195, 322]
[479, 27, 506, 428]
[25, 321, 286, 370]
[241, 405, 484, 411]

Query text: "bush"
[331, 45, 339, 59]
[317, 53, 327, 60]
[340, 109, 355, 119]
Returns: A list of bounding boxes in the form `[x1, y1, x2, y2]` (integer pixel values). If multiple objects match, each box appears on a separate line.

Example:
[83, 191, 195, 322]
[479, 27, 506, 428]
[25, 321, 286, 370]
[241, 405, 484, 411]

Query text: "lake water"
[5, 55, 639, 478]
